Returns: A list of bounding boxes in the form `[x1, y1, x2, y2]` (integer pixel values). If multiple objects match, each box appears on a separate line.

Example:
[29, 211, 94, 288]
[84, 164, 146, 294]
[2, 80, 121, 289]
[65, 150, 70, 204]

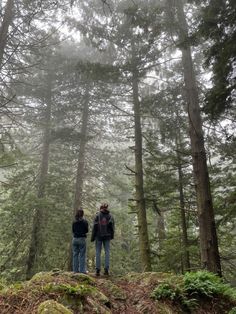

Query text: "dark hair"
[100, 203, 108, 210]
[75, 209, 84, 220]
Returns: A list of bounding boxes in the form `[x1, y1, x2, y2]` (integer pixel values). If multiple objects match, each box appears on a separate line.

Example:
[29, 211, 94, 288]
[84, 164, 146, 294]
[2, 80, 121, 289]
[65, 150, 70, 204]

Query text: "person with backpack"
[91, 203, 115, 276]
[72, 208, 89, 273]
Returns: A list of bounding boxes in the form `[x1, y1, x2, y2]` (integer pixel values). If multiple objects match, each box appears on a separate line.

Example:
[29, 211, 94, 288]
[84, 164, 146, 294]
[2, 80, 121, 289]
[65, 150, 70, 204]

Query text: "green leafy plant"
[152, 282, 180, 300]
[151, 271, 236, 311]
[184, 271, 222, 297]
[184, 271, 236, 300]
[151, 281, 197, 310]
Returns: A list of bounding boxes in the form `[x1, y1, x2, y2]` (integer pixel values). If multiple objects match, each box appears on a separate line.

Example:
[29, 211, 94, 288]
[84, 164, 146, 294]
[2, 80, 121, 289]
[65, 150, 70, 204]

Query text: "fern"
[151, 271, 236, 311]
[184, 271, 236, 300]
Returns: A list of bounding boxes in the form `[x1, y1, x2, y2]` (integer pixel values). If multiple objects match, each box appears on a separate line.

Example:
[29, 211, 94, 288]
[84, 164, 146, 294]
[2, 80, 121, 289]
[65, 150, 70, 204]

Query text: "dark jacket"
[72, 218, 89, 238]
[91, 210, 114, 241]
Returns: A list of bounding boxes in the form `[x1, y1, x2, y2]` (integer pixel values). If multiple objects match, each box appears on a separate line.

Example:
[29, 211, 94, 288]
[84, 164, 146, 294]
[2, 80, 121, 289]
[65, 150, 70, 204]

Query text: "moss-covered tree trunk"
[26, 73, 52, 279]
[0, 0, 14, 67]
[131, 45, 151, 271]
[175, 0, 221, 275]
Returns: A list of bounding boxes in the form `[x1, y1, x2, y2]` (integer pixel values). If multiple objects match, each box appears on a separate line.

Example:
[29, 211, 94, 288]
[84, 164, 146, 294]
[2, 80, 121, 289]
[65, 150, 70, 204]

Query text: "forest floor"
[0, 270, 235, 314]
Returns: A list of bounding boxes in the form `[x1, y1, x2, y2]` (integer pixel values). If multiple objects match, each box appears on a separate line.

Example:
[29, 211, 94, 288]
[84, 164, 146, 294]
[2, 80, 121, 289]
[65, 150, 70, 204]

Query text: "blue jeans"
[95, 238, 110, 270]
[72, 237, 86, 273]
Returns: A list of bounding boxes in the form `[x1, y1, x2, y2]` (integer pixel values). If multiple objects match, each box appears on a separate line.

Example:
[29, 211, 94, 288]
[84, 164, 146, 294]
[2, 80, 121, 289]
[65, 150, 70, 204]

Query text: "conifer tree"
[166, 0, 221, 275]
[198, 0, 236, 116]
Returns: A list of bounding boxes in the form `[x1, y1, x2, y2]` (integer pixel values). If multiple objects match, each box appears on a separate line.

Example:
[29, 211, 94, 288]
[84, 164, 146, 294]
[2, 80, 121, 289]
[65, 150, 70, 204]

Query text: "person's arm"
[84, 220, 89, 234]
[110, 215, 115, 239]
[72, 222, 75, 235]
[91, 214, 98, 242]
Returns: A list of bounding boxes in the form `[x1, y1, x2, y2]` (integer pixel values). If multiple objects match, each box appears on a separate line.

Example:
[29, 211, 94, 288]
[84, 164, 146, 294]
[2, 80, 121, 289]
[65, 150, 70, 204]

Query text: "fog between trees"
[0, 0, 235, 282]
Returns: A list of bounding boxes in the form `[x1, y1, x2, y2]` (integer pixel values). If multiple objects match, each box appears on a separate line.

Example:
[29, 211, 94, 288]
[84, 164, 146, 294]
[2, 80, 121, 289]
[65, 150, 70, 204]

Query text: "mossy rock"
[91, 288, 111, 307]
[66, 272, 95, 285]
[98, 279, 127, 300]
[31, 271, 95, 286]
[37, 300, 73, 314]
[124, 272, 173, 286]
[42, 282, 93, 296]
[30, 272, 55, 284]
[86, 296, 112, 314]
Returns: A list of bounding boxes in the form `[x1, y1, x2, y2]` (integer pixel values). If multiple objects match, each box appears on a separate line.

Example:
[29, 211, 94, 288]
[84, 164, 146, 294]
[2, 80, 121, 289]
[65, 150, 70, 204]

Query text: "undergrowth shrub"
[152, 283, 181, 300]
[184, 271, 236, 299]
[151, 271, 236, 311]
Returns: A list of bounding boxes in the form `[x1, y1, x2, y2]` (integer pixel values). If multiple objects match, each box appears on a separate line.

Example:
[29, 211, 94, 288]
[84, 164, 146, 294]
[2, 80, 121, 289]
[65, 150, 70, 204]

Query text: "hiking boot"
[95, 269, 100, 276]
[104, 268, 109, 276]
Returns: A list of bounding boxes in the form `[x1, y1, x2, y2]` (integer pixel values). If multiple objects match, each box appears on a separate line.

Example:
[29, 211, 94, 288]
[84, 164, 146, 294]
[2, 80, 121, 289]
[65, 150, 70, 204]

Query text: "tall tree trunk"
[68, 90, 90, 271]
[174, 0, 221, 275]
[73, 91, 90, 211]
[0, 0, 14, 68]
[26, 73, 52, 279]
[175, 134, 190, 271]
[131, 45, 151, 271]
[156, 209, 165, 250]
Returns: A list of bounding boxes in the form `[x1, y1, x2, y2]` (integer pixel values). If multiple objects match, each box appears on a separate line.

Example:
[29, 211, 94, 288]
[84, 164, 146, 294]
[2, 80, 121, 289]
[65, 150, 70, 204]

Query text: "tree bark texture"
[26, 73, 52, 279]
[176, 134, 190, 271]
[175, 0, 221, 275]
[68, 90, 90, 271]
[0, 0, 14, 68]
[131, 46, 152, 271]
[73, 91, 90, 212]
[156, 209, 165, 250]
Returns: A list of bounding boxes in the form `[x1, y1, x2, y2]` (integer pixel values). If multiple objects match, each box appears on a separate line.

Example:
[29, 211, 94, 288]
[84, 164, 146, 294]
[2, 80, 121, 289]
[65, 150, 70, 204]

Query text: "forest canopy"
[0, 0, 235, 283]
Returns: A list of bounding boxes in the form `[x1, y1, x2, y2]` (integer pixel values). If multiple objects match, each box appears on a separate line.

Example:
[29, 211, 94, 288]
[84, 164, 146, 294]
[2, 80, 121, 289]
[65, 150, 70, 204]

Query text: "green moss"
[30, 271, 95, 286]
[42, 282, 93, 296]
[98, 279, 126, 300]
[0, 279, 8, 291]
[30, 272, 55, 284]
[124, 272, 173, 286]
[12, 282, 24, 290]
[67, 272, 95, 285]
[0, 282, 25, 295]
[37, 300, 73, 314]
[86, 296, 112, 314]
[152, 271, 236, 312]
[91, 288, 111, 307]
[59, 294, 84, 310]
